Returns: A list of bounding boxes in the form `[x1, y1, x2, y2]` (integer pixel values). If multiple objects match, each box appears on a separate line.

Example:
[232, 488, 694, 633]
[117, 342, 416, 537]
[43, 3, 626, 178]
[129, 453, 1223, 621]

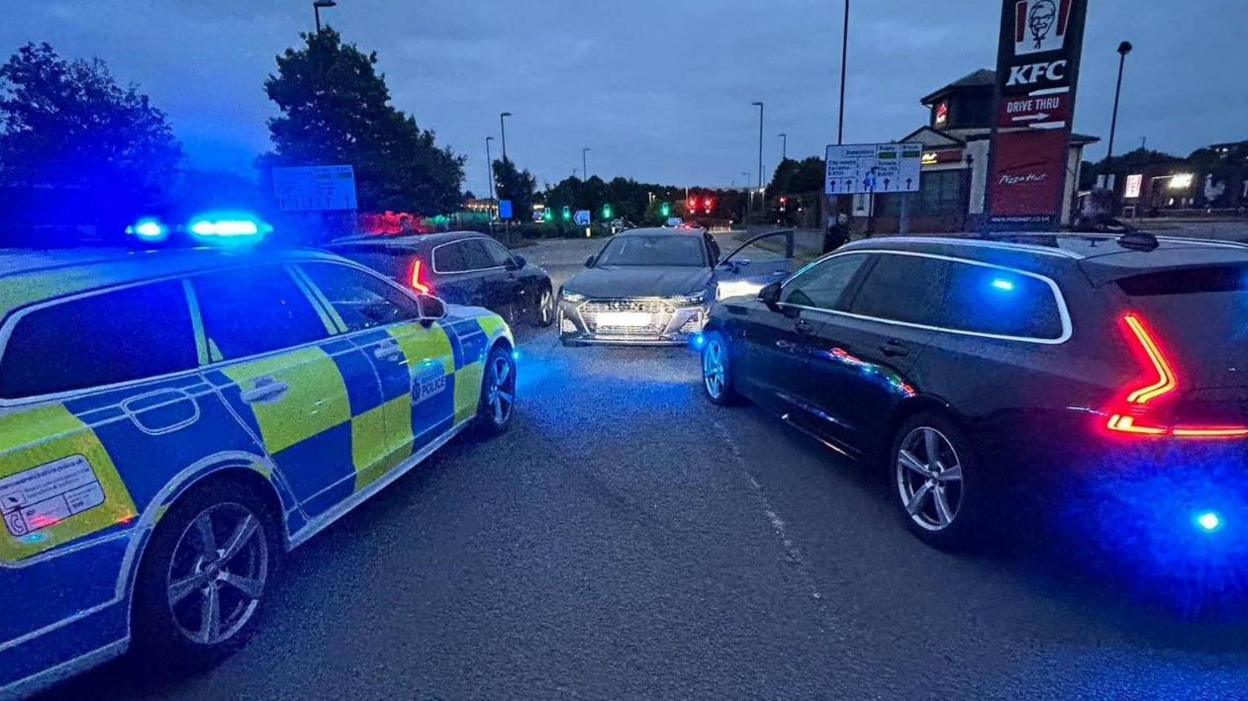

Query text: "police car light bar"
[187, 212, 272, 244]
[125, 217, 169, 242]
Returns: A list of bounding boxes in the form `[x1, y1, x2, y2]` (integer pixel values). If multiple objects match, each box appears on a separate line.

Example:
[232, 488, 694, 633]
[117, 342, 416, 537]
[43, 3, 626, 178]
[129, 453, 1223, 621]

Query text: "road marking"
[711, 417, 824, 604]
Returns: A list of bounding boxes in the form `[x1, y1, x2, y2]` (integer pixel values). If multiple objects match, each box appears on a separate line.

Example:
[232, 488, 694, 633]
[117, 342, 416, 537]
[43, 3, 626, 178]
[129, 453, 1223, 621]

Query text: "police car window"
[482, 239, 514, 267]
[193, 266, 328, 360]
[782, 253, 868, 311]
[0, 281, 198, 399]
[299, 263, 421, 332]
[942, 263, 1063, 339]
[848, 254, 951, 326]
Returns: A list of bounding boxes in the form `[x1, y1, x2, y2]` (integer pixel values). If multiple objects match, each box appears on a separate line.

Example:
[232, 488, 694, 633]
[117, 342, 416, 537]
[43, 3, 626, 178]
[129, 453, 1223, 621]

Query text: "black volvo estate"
[701, 233, 1248, 554]
[328, 231, 555, 327]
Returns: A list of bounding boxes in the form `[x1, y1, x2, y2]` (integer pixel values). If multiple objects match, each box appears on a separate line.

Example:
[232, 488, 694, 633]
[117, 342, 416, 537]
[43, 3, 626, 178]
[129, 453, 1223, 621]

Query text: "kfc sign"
[1013, 0, 1075, 56]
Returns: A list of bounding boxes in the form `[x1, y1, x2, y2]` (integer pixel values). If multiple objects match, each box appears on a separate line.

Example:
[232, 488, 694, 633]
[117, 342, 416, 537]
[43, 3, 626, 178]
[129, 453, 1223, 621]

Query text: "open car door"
[713, 229, 798, 300]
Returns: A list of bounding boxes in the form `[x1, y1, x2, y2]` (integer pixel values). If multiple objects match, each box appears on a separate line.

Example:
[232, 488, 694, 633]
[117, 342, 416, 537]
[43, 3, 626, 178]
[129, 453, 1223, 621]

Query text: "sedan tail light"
[1104, 313, 1248, 439]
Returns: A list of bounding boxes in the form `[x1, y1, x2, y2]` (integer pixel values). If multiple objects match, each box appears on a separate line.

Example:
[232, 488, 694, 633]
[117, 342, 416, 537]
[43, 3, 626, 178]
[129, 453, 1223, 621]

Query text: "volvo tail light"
[1105, 313, 1248, 439]
[409, 259, 432, 294]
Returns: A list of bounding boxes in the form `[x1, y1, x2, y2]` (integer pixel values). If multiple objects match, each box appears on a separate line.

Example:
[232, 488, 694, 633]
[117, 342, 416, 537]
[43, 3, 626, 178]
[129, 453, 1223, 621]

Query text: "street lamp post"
[499, 112, 512, 162]
[751, 101, 764, 194]
[1107, 40, 1133, 160]
[485, 136, 496, 206]
[313, 0, 337, 32]
[742, 171, 753, 224]
[582, 148, 590, 180]
[837, 0, 850, 145]
[778, 133, 788, 161]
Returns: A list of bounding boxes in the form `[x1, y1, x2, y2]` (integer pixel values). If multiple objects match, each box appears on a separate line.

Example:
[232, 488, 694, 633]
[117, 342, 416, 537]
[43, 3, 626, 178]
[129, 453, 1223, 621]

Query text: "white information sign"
[272, 165, 359, 212]
[825, 143, 923, 195]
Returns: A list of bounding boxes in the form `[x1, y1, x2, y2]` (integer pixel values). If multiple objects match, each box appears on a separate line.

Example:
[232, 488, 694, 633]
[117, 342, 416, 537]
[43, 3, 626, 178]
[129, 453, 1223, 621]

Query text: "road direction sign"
[272, 165, 358, 211]
[574, 210, 592, 226]
[499, 199, 514, 220]
[825, 143, 923, 195]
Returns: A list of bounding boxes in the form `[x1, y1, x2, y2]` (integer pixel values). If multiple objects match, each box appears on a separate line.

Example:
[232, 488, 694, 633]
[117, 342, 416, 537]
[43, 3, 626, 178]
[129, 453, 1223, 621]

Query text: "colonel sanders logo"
[1014, 0, 1071, 56]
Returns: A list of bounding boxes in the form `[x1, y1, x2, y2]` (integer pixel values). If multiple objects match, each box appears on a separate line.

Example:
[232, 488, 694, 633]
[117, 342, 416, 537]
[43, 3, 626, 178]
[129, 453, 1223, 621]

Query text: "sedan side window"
[299, 262, 422, 333]
[847, 254, 951, 326]
[193, 266, 330, 361]
[433, 243, 468, 273]
[482, 239, 515, 268]
[781, 253, 869, 311]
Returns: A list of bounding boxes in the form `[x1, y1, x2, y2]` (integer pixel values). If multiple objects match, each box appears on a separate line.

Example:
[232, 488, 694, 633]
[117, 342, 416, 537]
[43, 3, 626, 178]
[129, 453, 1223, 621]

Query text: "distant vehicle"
[664, 217, 684, 228]
[609, 218, 635, 234]
[0, 247, 516, 697]
[328, 232, 555, 328]
[701, 232, 1248, 550]
[558, 227, 796, 345]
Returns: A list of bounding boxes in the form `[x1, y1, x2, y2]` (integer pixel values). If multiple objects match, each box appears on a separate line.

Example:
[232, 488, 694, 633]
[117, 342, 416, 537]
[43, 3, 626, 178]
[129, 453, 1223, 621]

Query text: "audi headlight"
[560, 288, 586, 303]
[669, 290, 707, 307]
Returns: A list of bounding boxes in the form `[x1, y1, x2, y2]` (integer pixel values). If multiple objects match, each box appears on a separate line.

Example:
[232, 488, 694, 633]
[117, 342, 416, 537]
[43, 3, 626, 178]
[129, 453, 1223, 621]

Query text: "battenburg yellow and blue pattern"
[0, 247, 512, 696]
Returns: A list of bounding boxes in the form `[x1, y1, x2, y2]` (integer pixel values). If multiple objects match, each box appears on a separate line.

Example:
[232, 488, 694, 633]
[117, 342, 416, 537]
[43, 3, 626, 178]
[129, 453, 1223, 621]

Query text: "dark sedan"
[701, 233, 1248, 557]
[328, 231, 555, 327]
[559, 227, 796, 345]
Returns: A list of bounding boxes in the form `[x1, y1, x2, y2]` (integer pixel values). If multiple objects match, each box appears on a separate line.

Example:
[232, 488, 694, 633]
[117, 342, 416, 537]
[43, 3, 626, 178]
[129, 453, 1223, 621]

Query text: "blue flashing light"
[126, 217, 168, 242]
[990, 277, 1016, 292]
[511, 350, 521, 362]
[187, 211, 271, 244]
[1194, 511, 1223, 533]
[690, 333, 706, 350]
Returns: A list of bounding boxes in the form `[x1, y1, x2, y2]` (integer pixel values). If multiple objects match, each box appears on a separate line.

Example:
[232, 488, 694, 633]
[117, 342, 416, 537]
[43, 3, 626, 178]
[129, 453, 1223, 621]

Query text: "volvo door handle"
[240, 377, 289, 404]
[373, 340, 404, 362]
[794, 319, 815, 336]
[880, 340, 910, 358]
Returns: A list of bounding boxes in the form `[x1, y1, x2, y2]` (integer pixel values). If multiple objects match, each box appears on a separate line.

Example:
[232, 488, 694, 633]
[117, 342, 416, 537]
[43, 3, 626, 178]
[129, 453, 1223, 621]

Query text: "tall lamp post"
[313, 0, 337, 32]
[837, 0, 850, 145]
[485, 137, 496, 205]
[751, 101, 765, 194]
[1106, 40, 1133, 160]
[582, 148, 591, 180]
[778, 133, 788, 161]
[742, 171, 753, 224]
[499, 112, 512, 162]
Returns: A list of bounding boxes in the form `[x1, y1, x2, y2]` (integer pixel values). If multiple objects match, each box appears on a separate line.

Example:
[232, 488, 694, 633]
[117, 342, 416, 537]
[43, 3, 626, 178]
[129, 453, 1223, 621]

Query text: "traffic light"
[702, 197, 714, 214]
[686, 197, 697, 213]
[779, 196, 788, 212]
[561, 205, 571, 221]
[543, 209, 553, 223]
[602, 203, 613, 220]
[660, 202, 671, 217]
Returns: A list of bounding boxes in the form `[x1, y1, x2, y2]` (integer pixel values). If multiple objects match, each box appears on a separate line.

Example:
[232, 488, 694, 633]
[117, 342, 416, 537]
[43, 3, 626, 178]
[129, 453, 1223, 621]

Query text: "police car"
[0, 244, 516, 696]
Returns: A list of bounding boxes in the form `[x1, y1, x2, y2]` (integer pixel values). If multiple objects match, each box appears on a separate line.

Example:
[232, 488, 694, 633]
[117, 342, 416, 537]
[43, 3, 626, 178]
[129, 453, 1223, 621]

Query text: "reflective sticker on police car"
[412, 365, 448, 405]
[0, 455, 105, 537]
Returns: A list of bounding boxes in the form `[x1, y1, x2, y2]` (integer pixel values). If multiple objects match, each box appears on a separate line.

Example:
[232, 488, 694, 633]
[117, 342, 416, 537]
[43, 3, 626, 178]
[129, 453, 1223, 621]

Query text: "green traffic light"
[660, 202, 671, 217]
[602, 204, 613, 219]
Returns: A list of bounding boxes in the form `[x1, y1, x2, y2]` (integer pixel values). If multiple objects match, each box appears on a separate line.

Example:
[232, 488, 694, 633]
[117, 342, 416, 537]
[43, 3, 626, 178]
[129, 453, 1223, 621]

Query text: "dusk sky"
[6, 0, 1246, 191]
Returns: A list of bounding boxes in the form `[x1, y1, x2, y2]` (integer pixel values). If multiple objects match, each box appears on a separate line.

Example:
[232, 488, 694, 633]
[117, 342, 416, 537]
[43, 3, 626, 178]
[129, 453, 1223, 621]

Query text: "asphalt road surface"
[51, 237, 1248, 700]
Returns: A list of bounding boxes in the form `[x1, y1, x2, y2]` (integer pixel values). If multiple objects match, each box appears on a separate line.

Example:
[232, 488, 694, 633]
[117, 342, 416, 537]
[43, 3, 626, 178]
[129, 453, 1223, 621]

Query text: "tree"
[0, 43, 182, 231]
[263, 29, 463, 215]
[493, 158, 536, 220]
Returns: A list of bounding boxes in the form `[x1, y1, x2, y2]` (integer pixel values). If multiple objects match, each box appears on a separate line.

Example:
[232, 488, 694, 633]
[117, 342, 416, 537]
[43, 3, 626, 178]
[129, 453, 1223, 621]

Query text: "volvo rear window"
[0, 281, 198, 399]
[943, 263, 1065, 340]
[1115, 265, 1248, 296]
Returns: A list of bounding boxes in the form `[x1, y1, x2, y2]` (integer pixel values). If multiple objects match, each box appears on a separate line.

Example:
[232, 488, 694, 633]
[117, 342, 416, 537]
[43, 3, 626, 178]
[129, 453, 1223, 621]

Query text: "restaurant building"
[855, 69, 1098, 234]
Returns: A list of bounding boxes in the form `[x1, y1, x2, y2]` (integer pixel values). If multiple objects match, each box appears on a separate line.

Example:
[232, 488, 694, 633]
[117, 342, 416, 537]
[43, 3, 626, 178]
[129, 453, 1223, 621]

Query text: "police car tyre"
[131, 479, 281, 672]
[476, 344, 517, 435]
[701, 332, 741, 406]
[889, 412, 983, 551]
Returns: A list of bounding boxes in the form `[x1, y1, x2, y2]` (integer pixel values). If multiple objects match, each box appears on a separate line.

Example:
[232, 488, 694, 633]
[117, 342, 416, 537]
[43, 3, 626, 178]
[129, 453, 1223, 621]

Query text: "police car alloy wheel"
[132, 480, 279, 670]
[478, 345, 516, 433]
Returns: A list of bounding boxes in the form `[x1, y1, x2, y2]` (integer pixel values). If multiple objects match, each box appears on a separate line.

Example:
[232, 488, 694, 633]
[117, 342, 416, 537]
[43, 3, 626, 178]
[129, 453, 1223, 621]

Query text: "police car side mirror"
[417, 294, 446, 325]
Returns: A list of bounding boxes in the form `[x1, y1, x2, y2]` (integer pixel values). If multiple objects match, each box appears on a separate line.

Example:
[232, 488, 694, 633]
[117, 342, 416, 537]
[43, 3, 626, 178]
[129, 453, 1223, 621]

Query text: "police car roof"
[0, 246, 343, 315]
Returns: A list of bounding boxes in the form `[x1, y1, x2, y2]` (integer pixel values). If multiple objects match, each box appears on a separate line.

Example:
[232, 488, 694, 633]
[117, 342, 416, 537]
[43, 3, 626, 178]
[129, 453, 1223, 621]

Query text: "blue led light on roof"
[1194, 510, 1223, 533]
[187, 211, 271, 244]
[990, 277, 1016, 292]
[125, 217, 169, 242]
